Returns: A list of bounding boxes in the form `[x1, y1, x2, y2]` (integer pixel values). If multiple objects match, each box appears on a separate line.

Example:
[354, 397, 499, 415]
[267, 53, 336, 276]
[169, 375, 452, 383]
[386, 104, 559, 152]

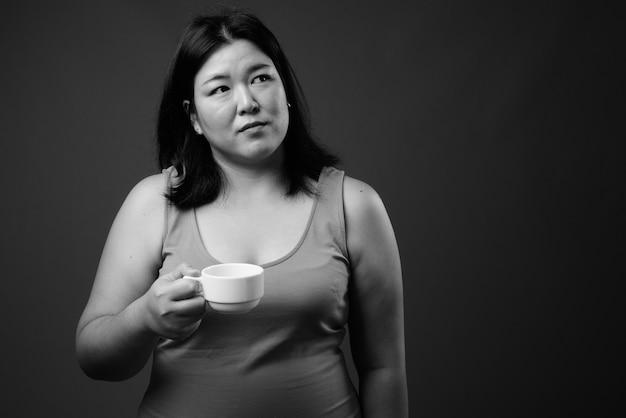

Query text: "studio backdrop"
[0, 0, 622, 417]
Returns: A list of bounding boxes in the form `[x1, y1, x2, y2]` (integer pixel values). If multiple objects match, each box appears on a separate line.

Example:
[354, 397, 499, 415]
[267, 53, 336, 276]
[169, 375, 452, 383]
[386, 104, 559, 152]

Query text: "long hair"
[156, 8, 339, 208]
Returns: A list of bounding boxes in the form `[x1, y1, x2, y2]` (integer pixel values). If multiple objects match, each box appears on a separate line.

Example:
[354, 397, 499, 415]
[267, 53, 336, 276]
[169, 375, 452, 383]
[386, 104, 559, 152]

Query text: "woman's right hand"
[142, 263, 207, 340]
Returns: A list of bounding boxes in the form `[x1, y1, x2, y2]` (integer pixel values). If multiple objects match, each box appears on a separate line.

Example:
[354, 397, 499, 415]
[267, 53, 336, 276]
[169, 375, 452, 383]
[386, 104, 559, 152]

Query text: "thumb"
[165, 263, 201, 282]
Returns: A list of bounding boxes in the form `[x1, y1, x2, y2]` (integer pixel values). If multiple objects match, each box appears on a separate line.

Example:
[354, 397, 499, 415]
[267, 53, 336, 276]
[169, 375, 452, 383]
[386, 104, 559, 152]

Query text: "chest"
[194, 195, 315, 265]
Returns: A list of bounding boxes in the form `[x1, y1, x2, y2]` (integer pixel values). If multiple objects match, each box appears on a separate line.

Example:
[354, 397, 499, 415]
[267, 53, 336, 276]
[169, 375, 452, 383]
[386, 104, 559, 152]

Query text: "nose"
[236, 86, 259, 115]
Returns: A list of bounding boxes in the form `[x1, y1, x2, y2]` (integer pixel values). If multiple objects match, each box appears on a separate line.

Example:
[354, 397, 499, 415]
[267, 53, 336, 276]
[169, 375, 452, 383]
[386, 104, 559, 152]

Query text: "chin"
[250, 138, 284, 154]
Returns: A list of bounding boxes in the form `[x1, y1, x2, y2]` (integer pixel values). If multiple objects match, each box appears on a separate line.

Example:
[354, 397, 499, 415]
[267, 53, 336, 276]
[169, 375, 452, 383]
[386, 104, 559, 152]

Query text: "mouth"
[239, 121, 267, 132]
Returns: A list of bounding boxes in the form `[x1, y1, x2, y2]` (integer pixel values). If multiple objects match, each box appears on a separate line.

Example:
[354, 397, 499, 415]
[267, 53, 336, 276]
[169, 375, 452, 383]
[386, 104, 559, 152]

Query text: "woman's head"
[157, 8, 338, 208]
[188, 38, 290, 168]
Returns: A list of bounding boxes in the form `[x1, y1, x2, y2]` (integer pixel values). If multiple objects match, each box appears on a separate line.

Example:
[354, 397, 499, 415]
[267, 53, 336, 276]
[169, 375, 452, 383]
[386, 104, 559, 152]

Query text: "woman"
[76, 8, 408, 417]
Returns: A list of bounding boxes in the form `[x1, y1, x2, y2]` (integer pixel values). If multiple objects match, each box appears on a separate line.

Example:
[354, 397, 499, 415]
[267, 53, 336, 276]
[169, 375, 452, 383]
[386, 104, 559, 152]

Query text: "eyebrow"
[201, 63, 272, 86]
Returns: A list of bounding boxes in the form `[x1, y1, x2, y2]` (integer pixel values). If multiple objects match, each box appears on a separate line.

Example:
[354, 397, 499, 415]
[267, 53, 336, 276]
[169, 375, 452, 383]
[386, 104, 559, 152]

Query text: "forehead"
[195, 39, 275, 82]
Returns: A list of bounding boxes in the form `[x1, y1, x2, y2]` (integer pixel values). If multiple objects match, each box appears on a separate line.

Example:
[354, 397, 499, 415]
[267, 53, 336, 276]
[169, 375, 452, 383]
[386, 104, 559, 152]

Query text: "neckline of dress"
[191, 168, 327, 269]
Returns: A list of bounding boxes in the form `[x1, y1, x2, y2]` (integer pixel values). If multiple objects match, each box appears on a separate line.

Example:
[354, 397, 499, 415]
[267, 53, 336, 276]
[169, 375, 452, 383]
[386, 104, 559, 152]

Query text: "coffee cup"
[184, 263, 264, 314]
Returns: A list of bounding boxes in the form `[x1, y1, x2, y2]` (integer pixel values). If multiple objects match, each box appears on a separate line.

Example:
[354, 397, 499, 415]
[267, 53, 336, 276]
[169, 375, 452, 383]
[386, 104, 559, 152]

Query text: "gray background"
[0, 0, 623, 416]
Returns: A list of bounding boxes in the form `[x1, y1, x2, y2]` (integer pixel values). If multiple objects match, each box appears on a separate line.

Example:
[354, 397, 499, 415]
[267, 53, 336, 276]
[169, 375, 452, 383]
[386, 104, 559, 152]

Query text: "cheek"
[262, 84, 287, 112]
[267, 99, 289, 136]
[197, 103, 233, 131]
[280, 105, 290, 132]
[267, 93, 289, 124]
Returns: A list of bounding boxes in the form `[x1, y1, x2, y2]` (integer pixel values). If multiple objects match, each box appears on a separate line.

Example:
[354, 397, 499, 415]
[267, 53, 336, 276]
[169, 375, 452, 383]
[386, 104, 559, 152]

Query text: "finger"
[179, 263, 201, 278]
[174, 296, 207, 318]
[171, 319, 203, 341]
[182, 277, 203, 296]
[168, 278, 203, 301]
[164, 263, 201, 282]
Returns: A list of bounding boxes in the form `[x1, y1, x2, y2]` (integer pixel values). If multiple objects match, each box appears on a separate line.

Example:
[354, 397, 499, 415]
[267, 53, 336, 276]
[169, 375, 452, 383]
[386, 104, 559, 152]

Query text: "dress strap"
[315, 167, 349, 260]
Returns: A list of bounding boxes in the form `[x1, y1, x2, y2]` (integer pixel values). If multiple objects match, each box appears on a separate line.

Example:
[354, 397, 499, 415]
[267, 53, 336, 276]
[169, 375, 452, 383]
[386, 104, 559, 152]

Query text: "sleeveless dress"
[138, 167, 361, 418]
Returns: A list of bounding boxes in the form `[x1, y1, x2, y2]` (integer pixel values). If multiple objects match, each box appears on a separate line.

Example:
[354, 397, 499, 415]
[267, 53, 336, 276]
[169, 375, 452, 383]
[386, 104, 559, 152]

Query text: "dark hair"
[156, 8, 339, 208]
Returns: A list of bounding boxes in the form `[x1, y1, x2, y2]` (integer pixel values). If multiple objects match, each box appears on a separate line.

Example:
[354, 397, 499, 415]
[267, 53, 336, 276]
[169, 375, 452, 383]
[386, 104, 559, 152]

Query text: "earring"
[287, 102, 292, 108]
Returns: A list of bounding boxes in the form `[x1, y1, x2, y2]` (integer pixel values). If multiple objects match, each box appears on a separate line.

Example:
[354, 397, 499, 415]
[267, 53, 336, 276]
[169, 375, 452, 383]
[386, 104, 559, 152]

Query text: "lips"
[239, 121, 267, 132]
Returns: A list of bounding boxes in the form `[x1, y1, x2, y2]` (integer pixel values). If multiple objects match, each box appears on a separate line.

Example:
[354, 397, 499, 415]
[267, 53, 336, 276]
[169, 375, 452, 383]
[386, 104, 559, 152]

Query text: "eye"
[210, 86, 230, 95]
[252, 74, 272, 84]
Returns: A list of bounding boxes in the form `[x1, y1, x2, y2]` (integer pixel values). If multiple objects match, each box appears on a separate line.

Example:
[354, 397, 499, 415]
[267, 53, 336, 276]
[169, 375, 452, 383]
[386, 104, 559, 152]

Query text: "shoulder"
[101, 171, 175, 258]
[125, 172, 170, 208]
[343, 175, 394, 257]
[343, 175, 401, 286]
[114, 171, 174, 227]
[343, 175, 386, 223]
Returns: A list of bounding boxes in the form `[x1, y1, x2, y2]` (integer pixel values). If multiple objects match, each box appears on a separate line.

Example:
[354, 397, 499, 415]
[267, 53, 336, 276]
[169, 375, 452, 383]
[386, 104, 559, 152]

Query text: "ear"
[183, 100, 202, 134]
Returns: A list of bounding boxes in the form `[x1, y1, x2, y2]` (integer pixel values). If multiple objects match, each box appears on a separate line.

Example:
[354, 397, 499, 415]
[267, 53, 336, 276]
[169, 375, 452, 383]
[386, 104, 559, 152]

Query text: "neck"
[214, 152, 288, 205]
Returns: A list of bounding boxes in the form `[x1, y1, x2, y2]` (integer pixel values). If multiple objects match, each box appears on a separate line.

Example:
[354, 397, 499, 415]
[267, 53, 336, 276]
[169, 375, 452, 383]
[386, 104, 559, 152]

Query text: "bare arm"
[75, 173, 206, 381]
[344, 176, 409, 417]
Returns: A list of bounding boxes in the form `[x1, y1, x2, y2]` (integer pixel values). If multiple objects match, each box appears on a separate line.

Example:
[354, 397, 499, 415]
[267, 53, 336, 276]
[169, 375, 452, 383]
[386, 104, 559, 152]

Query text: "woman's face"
[189, 39, 289, 168]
